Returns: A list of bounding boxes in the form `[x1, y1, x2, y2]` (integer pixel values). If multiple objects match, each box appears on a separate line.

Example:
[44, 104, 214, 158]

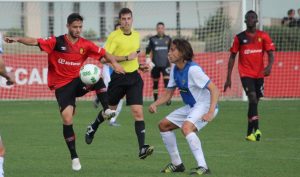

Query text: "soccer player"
[85, 8, 154, 160]
[94, 22, 123, 127]
[0, 32, 14, 177]
[145, 22, 172, 105]
[0, 32, 14, 85]
[5, 13, 138, 171]
[149, 38, 219, 175]
[224, 10, 275, 141]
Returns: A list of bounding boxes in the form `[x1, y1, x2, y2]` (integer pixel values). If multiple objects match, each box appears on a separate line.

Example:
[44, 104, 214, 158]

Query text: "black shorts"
[151, 66, 171, 79]
[55, 77, 106, 112]
[241, 77, 264, 98]
[108, 71, 143, 106]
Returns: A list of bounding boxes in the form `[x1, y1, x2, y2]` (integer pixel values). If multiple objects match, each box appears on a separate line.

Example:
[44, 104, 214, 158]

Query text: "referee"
[146, 22, 172, 104]
[86, 8, 154, 159]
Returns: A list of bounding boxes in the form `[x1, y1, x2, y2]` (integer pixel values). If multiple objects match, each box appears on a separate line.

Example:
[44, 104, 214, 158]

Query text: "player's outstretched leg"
[85, 109, 116, 144]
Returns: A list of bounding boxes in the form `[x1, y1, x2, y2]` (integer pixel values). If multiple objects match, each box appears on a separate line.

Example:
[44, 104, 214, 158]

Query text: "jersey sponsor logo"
[57, 58, 81, 66]
[244, 49, 262, 55]
[154, 46, 168, 51]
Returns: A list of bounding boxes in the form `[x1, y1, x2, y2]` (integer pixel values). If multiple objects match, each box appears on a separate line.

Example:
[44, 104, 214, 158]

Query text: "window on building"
[21, 2, 25, 32]
[73, 2, 80, 13]
[99, 17, 106, 39]
[99, 2, 105, 15]
[48, 2, 54, 36]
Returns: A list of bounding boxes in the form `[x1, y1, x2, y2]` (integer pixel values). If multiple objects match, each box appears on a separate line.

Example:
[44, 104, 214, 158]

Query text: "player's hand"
[263, 66, 272, 76]
[5, 37, 18, 43]
[112, 63, 125, 74]
[202, 111, 214, 122]
[148, 103, 157, 113]
[146, 58, 155, 70]
[128, 51, 138, 60]
[223, 79, 231, 92]
[139, 63, 151, 73]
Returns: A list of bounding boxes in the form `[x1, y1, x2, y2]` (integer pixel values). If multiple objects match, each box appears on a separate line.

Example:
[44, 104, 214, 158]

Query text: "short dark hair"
[156, 22, 165, 27]
[67, 13, 83, 24]
[119, 8, 132, 19]
[288, 9, 295, 15]
[245, 10, 258, 19]
[172, 39, 194, 62]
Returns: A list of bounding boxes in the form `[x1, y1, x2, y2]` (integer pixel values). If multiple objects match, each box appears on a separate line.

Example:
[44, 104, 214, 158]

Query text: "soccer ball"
[80, 64, 101, 85]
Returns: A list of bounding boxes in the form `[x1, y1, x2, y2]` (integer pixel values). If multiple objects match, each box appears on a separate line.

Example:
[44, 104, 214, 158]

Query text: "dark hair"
[67, 13, 83, 24]
[172, 39, 194, 61]
[287, 9, 295, 15]
[156, 22, 165, 27]
[114, 22, 121, 30]
[245, 10, 258, 19]
[119, 8, 132, 19]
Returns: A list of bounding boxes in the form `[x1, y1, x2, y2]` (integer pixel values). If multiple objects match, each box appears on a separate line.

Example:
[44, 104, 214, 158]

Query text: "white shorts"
[166, 103, 218, 131]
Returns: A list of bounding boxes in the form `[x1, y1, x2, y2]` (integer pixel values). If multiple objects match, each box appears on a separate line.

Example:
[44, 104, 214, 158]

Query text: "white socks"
[0, 157, 4, 177]
[160, 131, 182, 166]
[186, 132, 208, 169]
[110, 99, 124, 123]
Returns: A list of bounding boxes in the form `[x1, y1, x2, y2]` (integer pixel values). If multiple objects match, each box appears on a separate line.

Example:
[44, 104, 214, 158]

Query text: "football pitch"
[0, 100, 299, 177]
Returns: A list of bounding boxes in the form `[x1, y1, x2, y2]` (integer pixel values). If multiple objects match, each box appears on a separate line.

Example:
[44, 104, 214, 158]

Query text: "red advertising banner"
[1, 52, 299, 100]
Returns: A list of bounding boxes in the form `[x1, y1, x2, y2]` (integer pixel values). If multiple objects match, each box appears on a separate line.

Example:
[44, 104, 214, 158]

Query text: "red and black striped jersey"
[230, 30, 275, 78]
[37, 35, 105, 90]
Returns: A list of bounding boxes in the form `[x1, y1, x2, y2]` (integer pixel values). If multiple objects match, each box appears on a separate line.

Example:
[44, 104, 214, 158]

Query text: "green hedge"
[264, 26, 300, 51]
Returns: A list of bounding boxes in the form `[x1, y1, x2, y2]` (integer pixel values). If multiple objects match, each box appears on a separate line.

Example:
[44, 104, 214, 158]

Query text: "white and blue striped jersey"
[167, 61, 211, 107]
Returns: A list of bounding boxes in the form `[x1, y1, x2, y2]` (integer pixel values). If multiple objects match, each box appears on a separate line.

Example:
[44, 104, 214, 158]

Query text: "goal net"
[0, 1, 299, 100]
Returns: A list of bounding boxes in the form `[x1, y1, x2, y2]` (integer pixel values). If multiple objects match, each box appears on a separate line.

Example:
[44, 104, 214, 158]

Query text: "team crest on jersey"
[182, 79, 186, 85]
[258, 37, 262, 42]
[80, 48, 85, 55]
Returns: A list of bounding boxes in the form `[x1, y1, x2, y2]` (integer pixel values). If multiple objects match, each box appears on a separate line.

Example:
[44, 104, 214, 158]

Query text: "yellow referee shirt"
[105, 28, 140, 73]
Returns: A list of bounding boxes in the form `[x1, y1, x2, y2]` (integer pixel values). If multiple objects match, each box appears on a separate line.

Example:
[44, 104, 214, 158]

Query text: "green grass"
[0, 100, 300, 177]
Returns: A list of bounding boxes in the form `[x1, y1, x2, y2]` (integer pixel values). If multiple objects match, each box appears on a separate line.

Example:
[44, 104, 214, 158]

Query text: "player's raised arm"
[5, 37, 38, 46]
